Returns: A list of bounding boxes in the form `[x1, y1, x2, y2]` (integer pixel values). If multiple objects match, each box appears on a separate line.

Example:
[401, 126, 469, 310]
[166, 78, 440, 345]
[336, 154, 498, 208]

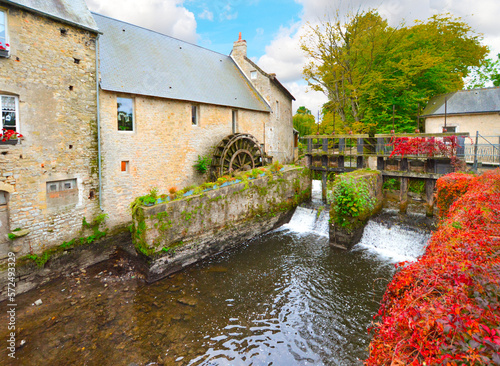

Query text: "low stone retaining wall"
[131, 166, 311, 282]
[0, 230, 130, 302]
[329, 170, 383, 250]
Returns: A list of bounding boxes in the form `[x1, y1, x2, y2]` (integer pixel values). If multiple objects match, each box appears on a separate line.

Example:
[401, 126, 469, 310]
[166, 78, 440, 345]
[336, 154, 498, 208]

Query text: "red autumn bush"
[366, 169, 500, 365]
[435, 172, 475, 218]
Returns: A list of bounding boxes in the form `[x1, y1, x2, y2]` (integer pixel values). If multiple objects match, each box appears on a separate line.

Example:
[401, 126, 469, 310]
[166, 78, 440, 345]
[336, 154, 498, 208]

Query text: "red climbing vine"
[366, 169, 500, 365]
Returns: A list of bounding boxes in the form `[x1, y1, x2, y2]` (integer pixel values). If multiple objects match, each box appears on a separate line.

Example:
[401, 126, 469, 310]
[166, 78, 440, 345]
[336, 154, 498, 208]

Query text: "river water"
[2, 182, 432, 366]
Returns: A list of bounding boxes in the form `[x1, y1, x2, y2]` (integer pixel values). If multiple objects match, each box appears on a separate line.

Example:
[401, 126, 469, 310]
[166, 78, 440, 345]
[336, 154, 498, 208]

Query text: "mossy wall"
[329, 170, 383, 250]
[131, 166, 311, 282]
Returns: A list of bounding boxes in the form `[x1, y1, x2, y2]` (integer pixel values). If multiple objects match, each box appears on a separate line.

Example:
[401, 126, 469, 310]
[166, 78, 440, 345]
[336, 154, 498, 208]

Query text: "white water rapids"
[282, 180, 431, 263]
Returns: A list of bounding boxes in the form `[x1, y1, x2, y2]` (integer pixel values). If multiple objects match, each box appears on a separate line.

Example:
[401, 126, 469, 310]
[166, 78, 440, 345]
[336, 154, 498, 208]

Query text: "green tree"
[293, 106, 316, 136]
[465, 53, 500, 89]
[301, 10, 488, 133]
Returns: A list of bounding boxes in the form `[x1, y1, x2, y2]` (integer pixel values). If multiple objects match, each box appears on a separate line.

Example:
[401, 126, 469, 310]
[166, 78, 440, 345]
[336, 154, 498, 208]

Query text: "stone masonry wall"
[0, 5, 99, 261]
[131, 166, 311, 282]
[231, 40, 294, 164]
[99, 90, 270, 228]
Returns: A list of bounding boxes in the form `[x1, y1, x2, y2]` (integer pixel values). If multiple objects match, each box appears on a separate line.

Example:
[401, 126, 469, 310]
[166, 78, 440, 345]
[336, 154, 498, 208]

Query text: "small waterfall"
[353, 212, 431, 262]
[281, 180, 329, 237]
[282, 181, 431, 263]
[282, 206, 329, 237]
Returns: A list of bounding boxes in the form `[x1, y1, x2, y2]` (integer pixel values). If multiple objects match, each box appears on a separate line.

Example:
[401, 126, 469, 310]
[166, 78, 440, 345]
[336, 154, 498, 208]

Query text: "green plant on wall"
[328, 176, 374, 231]
[193, 155, 212, 174]
[383, 178, 400, 192]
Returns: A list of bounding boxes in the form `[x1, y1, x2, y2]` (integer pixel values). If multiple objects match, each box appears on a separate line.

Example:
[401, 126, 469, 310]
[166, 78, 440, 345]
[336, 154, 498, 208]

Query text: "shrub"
[193, 155, 212, 174]
[366, 169, 500, 365]
[328, 175, 374, 232]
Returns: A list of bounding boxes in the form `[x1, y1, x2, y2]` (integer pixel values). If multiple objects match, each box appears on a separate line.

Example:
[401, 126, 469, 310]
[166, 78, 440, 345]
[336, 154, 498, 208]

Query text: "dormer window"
[0, 9, 9, 57]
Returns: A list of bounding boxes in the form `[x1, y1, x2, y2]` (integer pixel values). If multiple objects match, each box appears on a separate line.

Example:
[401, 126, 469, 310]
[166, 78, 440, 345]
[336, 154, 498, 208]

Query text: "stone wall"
[99, 90, 270, 228]
[131, 166, 311, 282]
[230, 38, 294, 164]
[0, 5, 99, 261]
[329, 170, 383, 250]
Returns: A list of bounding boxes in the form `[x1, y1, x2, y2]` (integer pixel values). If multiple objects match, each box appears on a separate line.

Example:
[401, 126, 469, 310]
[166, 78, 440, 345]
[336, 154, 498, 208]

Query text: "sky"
[85, 0, 500, 118]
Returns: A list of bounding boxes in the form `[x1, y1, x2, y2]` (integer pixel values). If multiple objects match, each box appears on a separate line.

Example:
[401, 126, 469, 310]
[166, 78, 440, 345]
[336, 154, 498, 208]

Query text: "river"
[1, 181, 432, 366]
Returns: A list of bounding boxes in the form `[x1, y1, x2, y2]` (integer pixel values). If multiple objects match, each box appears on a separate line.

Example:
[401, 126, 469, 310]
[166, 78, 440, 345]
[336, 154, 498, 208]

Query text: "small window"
[192, 105, 199, 126]
[443, 126, 457, 133]
[46, 179, 78, 208]
[250, 70, 257, 80]
[121, 160, 129, 172]
[0, 10, 9, 56]
[275, 100, 280, 119]
[1, 95, 19, 134]
[117, 97, 134, 131]
[232, 110, 238, 134]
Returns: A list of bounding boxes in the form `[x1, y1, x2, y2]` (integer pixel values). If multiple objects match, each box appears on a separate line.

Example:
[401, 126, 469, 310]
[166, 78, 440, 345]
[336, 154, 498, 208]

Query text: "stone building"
[423, 87, 500, 136]
[0, 0, 100, 258]
[94, 14, 295, 228]
[230, 33, 295, 163]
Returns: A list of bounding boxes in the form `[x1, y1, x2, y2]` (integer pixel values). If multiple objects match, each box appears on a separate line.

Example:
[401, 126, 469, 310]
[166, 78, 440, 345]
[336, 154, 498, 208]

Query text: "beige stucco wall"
[99, 90, 269, 227]
[0, 5, 99, 257]
[425, 113, 500, 136]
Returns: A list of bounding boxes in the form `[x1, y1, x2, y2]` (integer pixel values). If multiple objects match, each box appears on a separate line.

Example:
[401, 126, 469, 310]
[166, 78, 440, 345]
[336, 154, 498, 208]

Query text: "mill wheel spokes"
[211, 133, 264, 179]
[229, 149, 255, 172]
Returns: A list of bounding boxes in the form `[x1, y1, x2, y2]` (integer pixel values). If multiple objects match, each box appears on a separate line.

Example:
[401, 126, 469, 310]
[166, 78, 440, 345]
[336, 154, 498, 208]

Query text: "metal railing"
[299, 133, 471, 159]
[463, 133, 500, 167]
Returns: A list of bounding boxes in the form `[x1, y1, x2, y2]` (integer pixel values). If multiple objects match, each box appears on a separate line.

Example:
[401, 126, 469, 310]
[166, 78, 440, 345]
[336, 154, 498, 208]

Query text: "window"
[275, 100, 280, 119]
[443, 126, 457, 133]
[0, 9, 9, 56]
[192, 105, 199, 126]
[1, 95, 19, 133]
[250, 70, 257, 80]
[46, 179, 78, 208]
[232, 110, 238, 133]
[121, 160, 129, 172]
[117, 97, 134, 131]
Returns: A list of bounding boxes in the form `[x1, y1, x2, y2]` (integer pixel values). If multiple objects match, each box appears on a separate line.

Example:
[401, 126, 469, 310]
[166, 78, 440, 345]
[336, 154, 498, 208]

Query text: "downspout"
[95, 34, 103, 211]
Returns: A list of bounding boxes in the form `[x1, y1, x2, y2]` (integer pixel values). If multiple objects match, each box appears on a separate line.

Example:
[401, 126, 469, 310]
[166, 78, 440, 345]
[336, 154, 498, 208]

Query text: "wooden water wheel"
[211, 133, 264, 178]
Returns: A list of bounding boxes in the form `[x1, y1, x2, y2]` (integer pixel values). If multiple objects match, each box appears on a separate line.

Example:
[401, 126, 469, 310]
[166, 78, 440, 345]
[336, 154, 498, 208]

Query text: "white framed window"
[250, 70, 257, 80]
[192, 105, 199, 126]
[0, 9, 9, 57]
[1, 95, 19, 133]
[117, 97, 134, 131]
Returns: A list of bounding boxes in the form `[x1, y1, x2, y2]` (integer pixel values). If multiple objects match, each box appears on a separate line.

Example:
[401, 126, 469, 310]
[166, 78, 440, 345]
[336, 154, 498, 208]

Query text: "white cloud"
[85, 0, 197, 43]
[286, 81, 328, 119]
[199, 9, 214, 21]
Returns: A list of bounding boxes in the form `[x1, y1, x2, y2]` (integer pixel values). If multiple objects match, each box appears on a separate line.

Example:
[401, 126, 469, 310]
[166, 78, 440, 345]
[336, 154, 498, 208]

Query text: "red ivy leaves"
[388, 136, 461, 159]
[366, 169, 500, 366]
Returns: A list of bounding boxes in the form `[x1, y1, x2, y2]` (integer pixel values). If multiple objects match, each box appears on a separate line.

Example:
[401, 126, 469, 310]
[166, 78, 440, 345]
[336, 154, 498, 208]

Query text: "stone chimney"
[231, 32, 247, 62]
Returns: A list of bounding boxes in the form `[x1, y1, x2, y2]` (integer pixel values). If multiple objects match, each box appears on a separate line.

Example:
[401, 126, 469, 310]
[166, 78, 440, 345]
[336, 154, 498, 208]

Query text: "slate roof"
[0, 0, 98, 32]
[422, 87, 500, 117]
[93, 13, 271, 113]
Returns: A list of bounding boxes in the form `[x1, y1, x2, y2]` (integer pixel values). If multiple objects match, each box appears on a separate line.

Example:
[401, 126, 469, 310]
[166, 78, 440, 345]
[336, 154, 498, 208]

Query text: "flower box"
[0, 49, 9, 58]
